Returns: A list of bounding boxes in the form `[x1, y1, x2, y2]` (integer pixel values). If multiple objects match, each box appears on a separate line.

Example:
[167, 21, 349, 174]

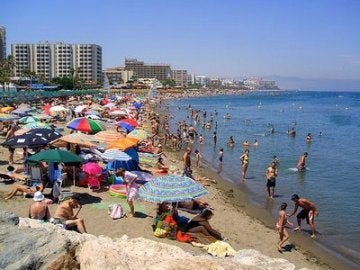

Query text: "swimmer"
[227, 136, 235, 146]
[296, 152, 308, 172]
[239, 149, 250, 179]
[276, 202, 293, 252]
[306, 133, 312, 143]
[253, 139, 259, 147]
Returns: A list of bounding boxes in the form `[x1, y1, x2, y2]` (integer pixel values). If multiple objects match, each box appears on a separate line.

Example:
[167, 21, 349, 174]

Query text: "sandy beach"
[0, 96, 352, 270]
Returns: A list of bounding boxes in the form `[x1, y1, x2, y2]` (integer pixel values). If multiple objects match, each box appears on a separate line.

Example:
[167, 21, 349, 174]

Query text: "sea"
[163, 90, 360, 267]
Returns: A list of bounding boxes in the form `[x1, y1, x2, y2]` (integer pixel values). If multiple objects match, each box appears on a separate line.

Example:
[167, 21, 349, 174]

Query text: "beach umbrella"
[23, 122, 51, 129]
[82, 162, 102, 176]
[66, 117, 106, 134]
[0, 113, 19, 122]
[107, 137, 139, 151]
[127, 129, 149, 141]
[11, 107, 35, 115]
[26, 128, 62, 141]
[27, 149, 84, 164]
[116, 122, 135, 133]
[30, 113, 53, 120]
[103, 102, 116, 108]
[109, 109, 127, 116]
[19, 116, 40, 124]
[94, 130, 125, 144]
[133, 102, 143, 109]
[138, 175, 208, 203]
[85, 114, 101, 120]
[130, 170, 155, 185]
[85, 110, 100, 116]
[2, 133, 51, 148]
[0, 106, 14, 113]
[75, 105, 88, 113]
[49, 105, 68, 114]
[119, 118, 138, 127]
[50, 133, 98, 148]
[124, 147, 139, 163]
[101, 149, 132, 161]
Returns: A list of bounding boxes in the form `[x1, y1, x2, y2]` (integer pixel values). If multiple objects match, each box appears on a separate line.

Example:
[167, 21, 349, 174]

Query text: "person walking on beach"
[240, 149, 250, 180]
[217, 148, 224, 173]
[116, 169, 139, 217]
[297, 152, 308, 172]
[194, 149, 202, 168]
[265, 162, 278, 198]
[288, 194, 319, 238]
[276, 202, 293, 252]
[183, 147, 192, 172]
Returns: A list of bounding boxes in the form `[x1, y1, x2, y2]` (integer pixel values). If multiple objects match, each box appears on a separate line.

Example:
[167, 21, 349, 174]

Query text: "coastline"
[156, 95, 357, 270]
[0, 93, 356, 269]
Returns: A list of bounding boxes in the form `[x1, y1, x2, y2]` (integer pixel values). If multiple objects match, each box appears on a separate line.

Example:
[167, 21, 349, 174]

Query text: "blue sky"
[2, 0, 360, 83]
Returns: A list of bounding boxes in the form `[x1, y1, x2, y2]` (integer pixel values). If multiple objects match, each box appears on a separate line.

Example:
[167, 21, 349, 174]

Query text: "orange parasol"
[94, 130, 125, 144]
[107, 137, 139, 151]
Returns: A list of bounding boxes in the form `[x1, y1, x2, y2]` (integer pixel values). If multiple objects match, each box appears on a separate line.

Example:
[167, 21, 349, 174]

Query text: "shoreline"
[157, 97, 357, 270]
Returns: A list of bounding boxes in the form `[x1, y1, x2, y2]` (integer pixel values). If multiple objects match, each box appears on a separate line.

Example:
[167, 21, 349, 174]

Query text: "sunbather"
[185, 208, 222, 240]
[29, 191, 51, 221]
[178, 199, 210, 213]
[4, 177, 48, 200]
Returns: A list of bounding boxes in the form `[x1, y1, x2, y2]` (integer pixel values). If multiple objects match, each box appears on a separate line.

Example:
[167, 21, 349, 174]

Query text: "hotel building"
[0, 26, 6, 61]
[171, 69, 188, 87]
[103, 67, 134, 85]
[124, 58, 171, 82]
[11, 43, 102, 82]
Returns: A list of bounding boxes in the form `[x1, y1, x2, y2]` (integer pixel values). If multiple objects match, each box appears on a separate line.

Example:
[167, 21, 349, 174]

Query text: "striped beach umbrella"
[101, 149, 132, 161]
[66, 117, 106, 134]
[0, 113, 19, 122]
[138, 175, 208, 203]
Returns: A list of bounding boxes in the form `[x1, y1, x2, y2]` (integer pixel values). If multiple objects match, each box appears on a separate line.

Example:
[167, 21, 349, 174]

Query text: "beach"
[0, 93, 355, 270]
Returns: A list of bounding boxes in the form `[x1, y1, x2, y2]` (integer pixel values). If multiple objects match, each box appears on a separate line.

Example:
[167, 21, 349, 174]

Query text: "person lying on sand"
[184, 209, 222, 240]
[4, 177, 48, 200]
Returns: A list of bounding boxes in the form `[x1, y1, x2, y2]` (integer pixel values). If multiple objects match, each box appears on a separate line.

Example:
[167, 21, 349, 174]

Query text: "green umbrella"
[27, 149, 84, 164]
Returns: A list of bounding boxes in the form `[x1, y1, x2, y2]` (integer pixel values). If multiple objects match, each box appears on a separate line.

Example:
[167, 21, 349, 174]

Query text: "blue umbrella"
[133, 102, 143, 109]
[124, 147, 139, 163]
[138, 175, 208, 203]
[117, 122, 135, 132]
[131, 170, 155, 185]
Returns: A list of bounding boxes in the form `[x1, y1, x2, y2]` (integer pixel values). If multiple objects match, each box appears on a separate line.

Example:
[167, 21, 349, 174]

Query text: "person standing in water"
[265, 162, 278, 198]
[297, 152, 308, 172]
[239, 149, 250, 180]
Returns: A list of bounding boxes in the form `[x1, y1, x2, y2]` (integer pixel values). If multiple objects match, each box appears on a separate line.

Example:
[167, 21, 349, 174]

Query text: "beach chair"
[27, 166, 42, 187]
[54, 173, 73, 203]
[0, 173, 15, 184]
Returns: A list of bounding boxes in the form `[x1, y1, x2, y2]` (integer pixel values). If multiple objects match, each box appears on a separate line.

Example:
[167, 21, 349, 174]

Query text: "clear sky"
[2, 0, 360, 81]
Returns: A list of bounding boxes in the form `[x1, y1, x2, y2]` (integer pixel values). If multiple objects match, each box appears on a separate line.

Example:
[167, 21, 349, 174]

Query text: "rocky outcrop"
[0, 211, 298, 270]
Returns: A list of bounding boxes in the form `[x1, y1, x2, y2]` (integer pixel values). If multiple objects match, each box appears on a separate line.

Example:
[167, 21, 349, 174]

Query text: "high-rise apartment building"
[103, 67, 134, 85]
[171, 69, 188, 87]
[0, 26, 6, 61]
[11, 43, 102, 82]
[125, 58, 171, 81]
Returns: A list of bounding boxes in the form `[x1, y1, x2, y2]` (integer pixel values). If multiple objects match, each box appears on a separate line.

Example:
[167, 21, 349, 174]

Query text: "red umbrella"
[82, 162, 102, 176]
[119, 118, 138, 127]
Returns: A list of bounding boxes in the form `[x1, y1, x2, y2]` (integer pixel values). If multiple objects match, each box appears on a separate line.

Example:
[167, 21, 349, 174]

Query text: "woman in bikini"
[276, 202, 293, 252]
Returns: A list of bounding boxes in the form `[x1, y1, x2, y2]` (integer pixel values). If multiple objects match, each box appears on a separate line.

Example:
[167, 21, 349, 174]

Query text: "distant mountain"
[263, 75, 360, 91]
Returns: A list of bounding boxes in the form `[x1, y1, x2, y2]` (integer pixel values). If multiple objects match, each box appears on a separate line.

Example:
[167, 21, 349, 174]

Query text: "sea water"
[164, 90, 360, 266]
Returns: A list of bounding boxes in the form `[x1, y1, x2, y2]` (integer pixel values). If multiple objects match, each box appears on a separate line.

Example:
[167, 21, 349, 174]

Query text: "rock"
[0, 211, 19, 225]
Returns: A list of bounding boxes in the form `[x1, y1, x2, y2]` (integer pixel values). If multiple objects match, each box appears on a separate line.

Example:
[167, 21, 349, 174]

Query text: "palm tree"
[69, 67, 81, 90]
[0, 55, 16, 90]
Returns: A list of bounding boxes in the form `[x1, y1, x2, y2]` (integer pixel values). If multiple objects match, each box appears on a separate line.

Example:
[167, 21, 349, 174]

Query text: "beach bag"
[109, 204, 125, 219]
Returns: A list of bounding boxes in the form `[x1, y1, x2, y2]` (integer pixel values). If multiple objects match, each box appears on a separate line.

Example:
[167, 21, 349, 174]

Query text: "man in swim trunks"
[53, 197, 87, 233]
[183, 147, 192, 172]
[265, 162, 278, 198]
[288, 194, 319, 238]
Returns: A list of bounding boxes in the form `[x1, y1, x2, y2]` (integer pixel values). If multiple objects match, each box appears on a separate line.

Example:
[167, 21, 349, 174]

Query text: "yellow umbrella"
[0, 106, 14, 113]
[107, 137, 139, 151]
[94, 130, 125, 144]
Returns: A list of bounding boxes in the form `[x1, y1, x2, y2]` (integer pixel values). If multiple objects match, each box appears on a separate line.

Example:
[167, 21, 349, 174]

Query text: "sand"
[0, 102, 351, 270]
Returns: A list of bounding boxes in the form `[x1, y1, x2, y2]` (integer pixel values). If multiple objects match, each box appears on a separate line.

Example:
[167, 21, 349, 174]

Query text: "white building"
[11, 43, 102, 83]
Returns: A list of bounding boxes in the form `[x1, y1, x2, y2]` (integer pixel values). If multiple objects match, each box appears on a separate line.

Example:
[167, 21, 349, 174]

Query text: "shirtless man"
[265, 162, 278, 198]
[29, 191, 51, 221]
[297, 152, 308, 172]
[183, 147, 192, 172]
[288, 194, 319, 238]
[53, 197, 87, 233]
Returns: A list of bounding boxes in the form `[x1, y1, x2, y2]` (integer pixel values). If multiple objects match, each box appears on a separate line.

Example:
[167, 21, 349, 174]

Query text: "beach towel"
[192, 240, 236, 257]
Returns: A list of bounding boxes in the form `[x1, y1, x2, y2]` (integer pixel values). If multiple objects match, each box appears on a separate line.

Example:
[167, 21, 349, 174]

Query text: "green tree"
[0, 55, 16, 90]
[52, 77, 73, 90]
[161, 79, 176, 87]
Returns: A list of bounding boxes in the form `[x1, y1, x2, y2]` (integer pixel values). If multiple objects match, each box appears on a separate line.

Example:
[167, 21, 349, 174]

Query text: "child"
[276, 202, 293, 252]
[194, 149, 202, 168]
